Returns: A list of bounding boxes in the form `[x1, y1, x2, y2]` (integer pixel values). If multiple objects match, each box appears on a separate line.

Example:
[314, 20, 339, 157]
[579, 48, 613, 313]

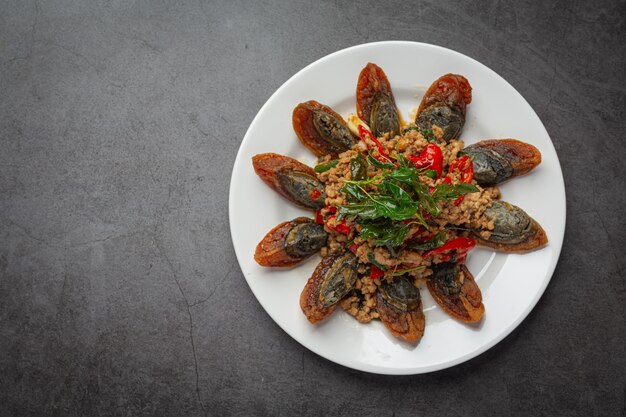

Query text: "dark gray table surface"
[1, 1, 624, 416]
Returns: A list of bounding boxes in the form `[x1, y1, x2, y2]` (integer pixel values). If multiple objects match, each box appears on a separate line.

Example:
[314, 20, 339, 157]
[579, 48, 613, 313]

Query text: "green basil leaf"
[378, 181, 412, 203]
[339, 183, 418, 221]
[342, 183, 368, 201]
[349, 154, 368, 181]
[410, 181, 440, 217]
[387, 167, 416, 185]
[455, 183, 479, 193]
[432, 183, 479, 201]
[314, 159, 339, 173]
[375, 226, 410, 246]
[359, 219, 411, 247]
[424, 169, 438, 179]
[367, 151, 395, 169]
[337, 202, 380, 220]
[358, 218, 388, 239]
[367, 252, 388, 271]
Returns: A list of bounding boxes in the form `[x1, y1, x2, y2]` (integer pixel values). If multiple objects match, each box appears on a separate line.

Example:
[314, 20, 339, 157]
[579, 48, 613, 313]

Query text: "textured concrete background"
[1, 0, 624, 416]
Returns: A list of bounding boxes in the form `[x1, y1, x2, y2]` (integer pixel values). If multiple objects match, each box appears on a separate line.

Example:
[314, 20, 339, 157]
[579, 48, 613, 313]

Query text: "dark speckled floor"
[1, 1, 624, 416]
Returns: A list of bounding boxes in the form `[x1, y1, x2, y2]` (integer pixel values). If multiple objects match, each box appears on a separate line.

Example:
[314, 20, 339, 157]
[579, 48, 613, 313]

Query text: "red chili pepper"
[358, 125, 391, 161]
[348, 243, 358, 254]
[408, 143, 443, 178]
[424, 237, 475, 260]
[455, 253, 469, 264]
[315, 209, 324, 225]
[309, 189, 322, 200]
[438, 253, 455, 262]
[445, 155, 474, 206]
[333, 221, 351, 235]
[448, 155, 474, 183]
[370, 264, 384, 280]
[324, 208, 351, 235]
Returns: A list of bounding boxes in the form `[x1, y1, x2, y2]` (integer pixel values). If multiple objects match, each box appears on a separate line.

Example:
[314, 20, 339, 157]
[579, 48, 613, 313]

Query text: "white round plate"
[229, 41, 565, 375]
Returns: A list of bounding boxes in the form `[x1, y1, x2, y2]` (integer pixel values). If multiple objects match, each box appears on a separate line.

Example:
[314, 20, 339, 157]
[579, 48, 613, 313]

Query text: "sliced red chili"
[324, 212, 351, 235]
[438, 253, 455, 262]
[409, 143, 443, 178]
[424, 237, 475, 260]
[358, 125, 391, 161]
[455, 253, 469, 264]
[444, 155, 475, 205]
[334, 221, 351, 235]
[448, 155, 474, 183]
[315, 209, 324, 225]
[309, 189, 322, 200]
[370, 264, 384, 280]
